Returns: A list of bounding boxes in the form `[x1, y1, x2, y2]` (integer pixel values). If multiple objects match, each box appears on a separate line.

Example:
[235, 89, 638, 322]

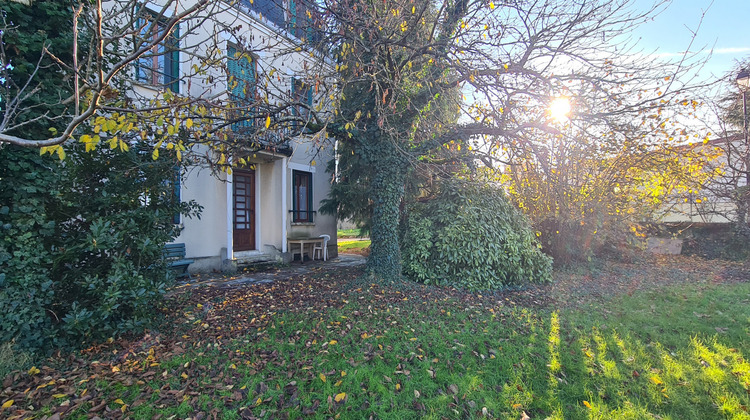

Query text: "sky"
[630, 0, 750, 84]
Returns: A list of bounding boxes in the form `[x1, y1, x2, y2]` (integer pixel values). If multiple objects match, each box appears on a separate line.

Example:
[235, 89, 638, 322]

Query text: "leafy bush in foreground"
[0, 144, 201, 353]
[401, 180, 552, 291]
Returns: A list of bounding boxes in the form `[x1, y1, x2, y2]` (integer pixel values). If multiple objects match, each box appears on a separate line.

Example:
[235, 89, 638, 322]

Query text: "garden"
[3, 0, 750, 418]
[2, 255, 749, 419]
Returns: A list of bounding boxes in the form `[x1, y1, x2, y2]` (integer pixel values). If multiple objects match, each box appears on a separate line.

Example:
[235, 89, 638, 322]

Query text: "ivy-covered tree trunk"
[366, 142, 406, 281]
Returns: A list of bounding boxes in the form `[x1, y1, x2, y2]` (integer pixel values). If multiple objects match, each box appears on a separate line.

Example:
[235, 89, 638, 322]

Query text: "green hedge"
[401, 180, 552, 290]
[0, 144, 201, 353]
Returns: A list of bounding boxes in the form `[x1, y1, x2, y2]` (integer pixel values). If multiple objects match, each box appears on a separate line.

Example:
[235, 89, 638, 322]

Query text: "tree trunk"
[366, 145, 406, 281]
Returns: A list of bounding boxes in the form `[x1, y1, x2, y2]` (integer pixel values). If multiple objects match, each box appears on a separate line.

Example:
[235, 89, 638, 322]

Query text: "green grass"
[337, 228, 366, 239]
[338, 239, 371, 253]
[6, 267, 750, 419]
[0, 341, 31, 379]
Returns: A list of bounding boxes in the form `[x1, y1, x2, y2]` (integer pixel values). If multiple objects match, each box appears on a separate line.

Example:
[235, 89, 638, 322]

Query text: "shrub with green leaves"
[0, 148, 60, 351]
[0, 143, 201, 354]
[401, 180, 552, 290]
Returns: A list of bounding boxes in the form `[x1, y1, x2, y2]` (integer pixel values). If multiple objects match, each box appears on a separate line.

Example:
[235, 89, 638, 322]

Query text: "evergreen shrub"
[401, 180, 552, 290]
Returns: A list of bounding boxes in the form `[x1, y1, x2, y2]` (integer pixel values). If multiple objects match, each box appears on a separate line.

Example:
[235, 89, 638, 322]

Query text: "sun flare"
[549, 97, 572, 122]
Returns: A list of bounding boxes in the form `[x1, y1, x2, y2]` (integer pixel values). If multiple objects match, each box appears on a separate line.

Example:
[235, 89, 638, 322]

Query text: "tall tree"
[316, 0, 709, 278]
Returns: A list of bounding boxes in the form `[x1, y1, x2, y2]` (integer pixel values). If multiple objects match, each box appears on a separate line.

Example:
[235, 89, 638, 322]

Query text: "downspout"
[226, 171, 233, 261]
[282, 157, 288, 252]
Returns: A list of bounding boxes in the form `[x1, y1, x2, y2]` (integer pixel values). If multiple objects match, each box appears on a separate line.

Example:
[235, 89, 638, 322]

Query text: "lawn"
[338, 239, 371, 255]
[2, 256, 749, 419]
[337, 229, 366, 239]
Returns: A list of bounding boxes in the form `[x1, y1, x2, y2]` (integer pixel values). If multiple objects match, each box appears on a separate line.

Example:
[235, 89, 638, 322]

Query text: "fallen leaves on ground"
[1, 255, 748, 418]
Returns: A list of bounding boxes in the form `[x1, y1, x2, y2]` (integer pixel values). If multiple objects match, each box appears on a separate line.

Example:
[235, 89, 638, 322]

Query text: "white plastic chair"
[313, 234, 330, 261]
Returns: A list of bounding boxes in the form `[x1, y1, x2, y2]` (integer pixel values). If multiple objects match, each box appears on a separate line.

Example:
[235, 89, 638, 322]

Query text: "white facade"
[656, 136, 748, 225]
[176, 148, 337, 272]
[133, 0, 338, 271]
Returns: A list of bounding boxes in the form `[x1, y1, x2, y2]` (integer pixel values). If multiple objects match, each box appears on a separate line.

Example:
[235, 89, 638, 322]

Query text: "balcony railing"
[238, 0, 323, 47]
[289, 209, 316, 223]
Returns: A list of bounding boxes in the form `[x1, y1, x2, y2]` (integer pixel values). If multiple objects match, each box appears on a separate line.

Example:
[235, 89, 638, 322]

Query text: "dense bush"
[0, 144, 201, 353]
[400, 180, 552, 291]
[0, 0, 201, 355]
[0, 149, 60, 352]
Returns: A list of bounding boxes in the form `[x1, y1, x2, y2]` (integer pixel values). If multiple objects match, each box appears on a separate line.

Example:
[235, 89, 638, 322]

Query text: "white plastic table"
[287, 237, 325, 263]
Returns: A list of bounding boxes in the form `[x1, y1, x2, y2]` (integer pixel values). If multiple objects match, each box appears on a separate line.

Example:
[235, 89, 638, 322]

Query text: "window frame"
[292, 170, 314, 223]
[135, 13, 180, 93]
[227, 44, 258, 131]
[291, 77, 313, 129]
[172, 165, 182, 224]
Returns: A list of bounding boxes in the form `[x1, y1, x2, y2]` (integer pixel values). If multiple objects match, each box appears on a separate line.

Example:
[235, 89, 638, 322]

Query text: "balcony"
[237, 0, 323, 47]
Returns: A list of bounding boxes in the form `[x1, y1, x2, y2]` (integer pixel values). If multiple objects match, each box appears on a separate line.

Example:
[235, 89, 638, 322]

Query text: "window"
[292, 170, 313, 222]
[227, 45, 257, 131]
[287, 0, 320, 42]
[240, 0, 322, 45]
[291, 78, 312, 129]
[136, 15, 179, 92]
[171, 166, 182, 224]
[242, 0, 286, 30]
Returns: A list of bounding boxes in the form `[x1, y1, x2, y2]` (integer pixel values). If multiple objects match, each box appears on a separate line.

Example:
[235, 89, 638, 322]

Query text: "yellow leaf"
[230, 364, 237, 369]
[255, 397, 263, 406]
[583, 400, 592, 409]
[329, 340, 337, 345]
[181, 372, 188, 379]
[319, 373, 327, 383]
[489, 1, 495, 9]
[361, 333, 370, 339]
[341, 371, 347, 377]
[265, 115, 271, 129]
[56, 145, 66, 160]
[2, 400, 13, 408]
[121, 404, 127, 413]
[334, 380, 343, 386]
[395, 383, 401, 390]
[152, 149, 159, 160]
[334, 392, 346, 402]
[114, 398, 125, 405]
[52, 394, 67, 399]
[186, 118, 194, 129]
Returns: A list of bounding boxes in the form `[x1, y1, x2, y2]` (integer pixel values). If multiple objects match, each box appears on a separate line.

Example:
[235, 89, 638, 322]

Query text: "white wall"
[174, 166, 228, 262]
[152, 0, 339, 268]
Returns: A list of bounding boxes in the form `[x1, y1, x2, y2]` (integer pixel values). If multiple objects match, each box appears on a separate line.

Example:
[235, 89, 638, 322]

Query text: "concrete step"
[234, 251, 280, 271]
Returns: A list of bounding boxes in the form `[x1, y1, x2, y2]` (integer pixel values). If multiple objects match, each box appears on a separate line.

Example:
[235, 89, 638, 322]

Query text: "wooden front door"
[233, 169, 255, 251]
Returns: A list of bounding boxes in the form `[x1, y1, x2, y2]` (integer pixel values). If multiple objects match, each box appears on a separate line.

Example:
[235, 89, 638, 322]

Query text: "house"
[656, 135, 747, 226]
[131, 0, 337, 272]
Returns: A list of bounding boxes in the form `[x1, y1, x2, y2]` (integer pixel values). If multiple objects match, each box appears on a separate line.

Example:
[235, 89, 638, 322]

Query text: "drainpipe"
[226, 171, 233, 261]
[281, 157, 288, 252]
